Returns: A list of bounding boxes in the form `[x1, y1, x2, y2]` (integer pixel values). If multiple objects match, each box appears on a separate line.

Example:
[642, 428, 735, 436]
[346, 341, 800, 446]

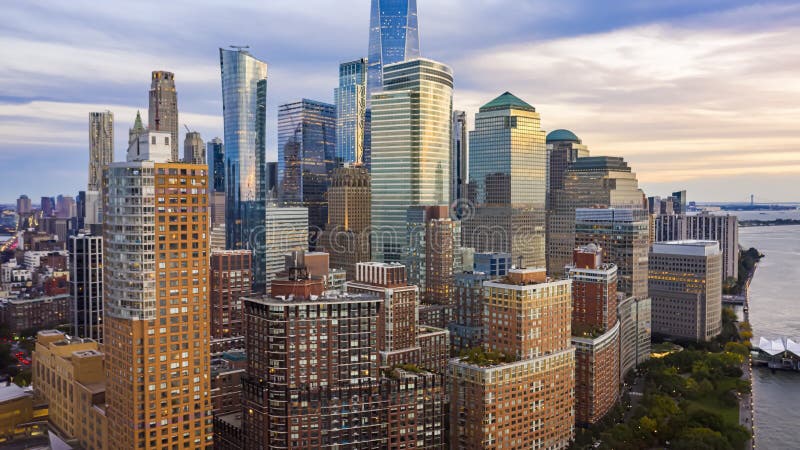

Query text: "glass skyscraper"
[207, 137, 225, 192]
[335, 58, 367, 165]
[371, 58, 453, 263]
[219, 47, 268, 291]
[277, 99, 336, 233]
[461, 92, 548, 268]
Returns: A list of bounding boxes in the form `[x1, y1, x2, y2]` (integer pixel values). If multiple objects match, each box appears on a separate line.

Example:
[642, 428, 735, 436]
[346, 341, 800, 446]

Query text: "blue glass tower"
[335, 59, 367, 165]
[207, 137, 225, 192]
[278, 99, 336, 232]
[219, 47, 268, 291]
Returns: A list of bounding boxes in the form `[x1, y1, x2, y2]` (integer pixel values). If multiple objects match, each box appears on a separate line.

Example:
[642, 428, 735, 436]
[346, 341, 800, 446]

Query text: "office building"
[462, 92, 547, 268]
[451, 110, 468, 211]
[672, 190, 687, 214]
[566, 245, 619, 425]
[575, 208, 650, 300]
[450, 271, 494, 353]
[655, 212, 739, 280]
[210, 191, 225, 228]
[207, 137, 225, 192]
[405, 205, 459, 302]
[371, 58, 453, 263]
[184, 130, 206, 164]
[103, 156, 212, 448]
[88, 111, 114, 191]
[318, 165, 371, 278]
[68, 233, 103, 342]
[649, 240, 723, 342]
[148, 70, 179, 161]
[16, 195, 31, 215]
[335, 58, 368, 165]
[546, 129, 589, 208]
[41, 196, 55, 217]
[32, 330, 107, 450]
[264, 202, 308, 289]
[220, 47, 268, 291]
[548, 156, 646, 277]
[618, 295, 651, 379]
[210, 250, 251, 353]
[367, 0, 421, 101]
[278, 99, 336, 231]
[449, 268, 575, 449]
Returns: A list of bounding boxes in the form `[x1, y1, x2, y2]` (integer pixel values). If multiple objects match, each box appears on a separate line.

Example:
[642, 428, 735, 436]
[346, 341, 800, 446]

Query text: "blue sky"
[2, 0, 800, 203]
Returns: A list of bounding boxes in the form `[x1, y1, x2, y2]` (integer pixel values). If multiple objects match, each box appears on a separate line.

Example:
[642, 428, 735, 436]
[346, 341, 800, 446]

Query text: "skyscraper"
[451, 110, 468, 212]
[462, 92, 547, 268]
[371, 58, 453, 263]
[103, 155, 212, 448]
[548, 156, 646, 277]
[335, 58, 367, 165]
[210, 250, 251, 353]
[207, 137, 225, 192]
[277, 99, 336, 231]
[68, 232, 103, 342]
[367, 0, 421, 101]
[88, 111, 114, 191]
[449, 268, 575, 448]
[649, 240, 723, 342]
[183, 130, 206, 164]
[148, 70, 179, 161]
[16, 195, 31, 215]
[220, 48, 268, 290]
[655, 211, 739, 280]
[40, 196, 54, 217]
[317, 165, 372, 278]
[546, 129, 588, 209]
[264, 202, 308, 289]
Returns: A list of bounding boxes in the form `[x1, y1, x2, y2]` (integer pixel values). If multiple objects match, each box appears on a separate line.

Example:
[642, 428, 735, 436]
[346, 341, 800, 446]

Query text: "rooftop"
[652, 240, 721, 256]
[570, 156, 631, 173]
[546, 129, 581, 144]
[0, 384, 30, 403]
[480, 91, 536, 112]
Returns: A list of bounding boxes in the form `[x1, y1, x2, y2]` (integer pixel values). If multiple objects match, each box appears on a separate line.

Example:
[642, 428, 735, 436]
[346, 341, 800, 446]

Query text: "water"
[739, 225, 800, 449]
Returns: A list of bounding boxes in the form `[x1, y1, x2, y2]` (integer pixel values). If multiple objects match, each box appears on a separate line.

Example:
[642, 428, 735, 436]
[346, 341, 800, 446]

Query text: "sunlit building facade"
[371, 58, 453, 263]
[335, 58, 368, 165]
[462, 92, 547, 268]
[220, 48, 268, 290]
[88, 111, 114, 192]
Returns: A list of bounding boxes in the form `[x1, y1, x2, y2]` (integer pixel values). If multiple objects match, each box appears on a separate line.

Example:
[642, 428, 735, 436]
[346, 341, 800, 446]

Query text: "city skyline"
[2, 0, 800, 202]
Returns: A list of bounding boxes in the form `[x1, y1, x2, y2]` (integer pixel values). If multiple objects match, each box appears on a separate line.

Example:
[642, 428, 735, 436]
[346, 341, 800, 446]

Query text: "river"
[739, 225, 800, 449]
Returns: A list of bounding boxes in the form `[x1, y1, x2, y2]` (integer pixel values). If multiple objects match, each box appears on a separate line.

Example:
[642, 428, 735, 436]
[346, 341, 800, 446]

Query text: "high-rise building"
[318, 165, 372, 278]
[335, 58, 368, 165]
[671, 190, 687, 214]
[449, 268, 575, 449]
[184, 130, 206, 164]
[462, 92, 547, 268]
[451, 110, 468, 211]
[207, 137, 225, 192]
[548, 156, 646, 277]
[88, 111, 114, 191]
[68, 233, 103, 342]
[41, 196, 54, 217]
[655, 212, 739, 280]
[575, 208, 651, 300]
[56, 195, 77, 219]
[371, 58, 453, 263]
[148, 70, 179, 161]
[264, 202, 308, 289]
[210, 250, 251, 353]
[277, 99, 336, 231]
[220, 48, 268, 291]
[267, 161, 278, 197]
[366, 0, 421, 102]
[618, 295, 651, 378]
[546, 129, 589, 208]
[210, 191, 225, 228]
[566, 244, 620, 425]
[16, 195, 31, 215]
[649, 240, 723, 342]
[473, 252, 511, 277]
[103, 155, 212, 448]
[405, 205, 460, 302]
[449, 271, 494, 353]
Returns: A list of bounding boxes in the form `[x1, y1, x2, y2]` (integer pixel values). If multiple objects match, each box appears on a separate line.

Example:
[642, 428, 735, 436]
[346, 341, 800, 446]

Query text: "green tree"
[672, 427, 732, 450]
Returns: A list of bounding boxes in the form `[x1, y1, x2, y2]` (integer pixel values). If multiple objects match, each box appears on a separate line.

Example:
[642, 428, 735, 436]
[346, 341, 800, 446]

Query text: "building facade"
[220, 48, 268, 291]
[68, 233, 103, 342]
[462, 92, 547, 268]
[371, 58, 453, 263]
[366, 0, 421, 101]
[548, 156, 646, 278]
[210, 250, 251, 353]
[103, 159, 212, 448]
[207, 137, 225, 192]
[88, 111, 114, 192]
[148, 71, 179, 161]
[335, 58, 368, 165]
[277, 99, 336, 231]
[449, 271, 494, 353]
[618, 295, 651, 379]
[264, 202, 308, 289]
[183, 131, 206, 165]
[451, 110, 468, 212]
[655, 212, 739, 280]
[649, 240, 723, 342]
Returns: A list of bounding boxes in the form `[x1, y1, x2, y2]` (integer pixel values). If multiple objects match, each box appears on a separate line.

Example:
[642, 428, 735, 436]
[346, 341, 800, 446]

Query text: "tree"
[671, 427, 732, 450]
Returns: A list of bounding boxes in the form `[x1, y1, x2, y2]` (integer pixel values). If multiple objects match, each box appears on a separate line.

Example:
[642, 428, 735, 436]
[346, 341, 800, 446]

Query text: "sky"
[1, 0, 800, 203]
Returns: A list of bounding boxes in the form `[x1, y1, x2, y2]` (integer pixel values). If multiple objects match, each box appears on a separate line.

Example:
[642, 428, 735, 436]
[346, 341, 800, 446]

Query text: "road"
[740, 358, 755, 450]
